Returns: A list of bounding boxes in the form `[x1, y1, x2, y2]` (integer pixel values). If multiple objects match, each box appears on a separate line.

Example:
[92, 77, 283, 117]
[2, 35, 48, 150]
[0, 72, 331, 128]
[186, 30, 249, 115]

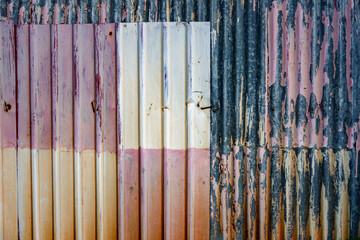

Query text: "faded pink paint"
[6, 2, 14, 20]
[16, 25, 31, 149]
[42, 6, 51, 24]
[53, 4, 60, 24]
[118, 149, 140, 239]
[30, 24, 52, 149]
[312, 11, 328, 103]
[140, 148, 163, 239]
[164, 149, 186, 239]
[0, 21, 16, 149]
[73, 24, 96, 152]
[310, 10, 328, 148]
[18, 6, 26, 24]
[267, 1, 354, 149]
[187, 148, 210, 239]
[297, 2, 313, 147]
[51, 24, 74, 149]
[99, 3, 107, 23]
[283, 0, 296, 147]
[95, 23, 117, 154]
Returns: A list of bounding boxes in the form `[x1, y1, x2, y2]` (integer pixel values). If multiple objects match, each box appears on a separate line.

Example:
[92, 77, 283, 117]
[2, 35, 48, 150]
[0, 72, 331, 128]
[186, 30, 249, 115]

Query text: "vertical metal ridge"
[139, 22, 164, 239]
[0, 20, 17, 239]
[29, 24, 53, 240]
[94, 23, 118, 240]
[350, 1, 360, 237]
[245, 1, 262, 239]
[162, 22, 188, 240]
[116, 22, 141, 240]
[283, 2, 299, 238]
[186, 22, 210, 240]
[51, 24, 61, 240]
[73, 24, 97, 240]
[72, 24, 83, 240]
[148, 0, 159, 22]
[89, 0, 99, 23]
[186, 22, 195, 239]
[258, 1, 270, 239]
[209, 0, 221, 238]
[94, 23, 105, 240]
[185, 0, 194, 22]
[267, 2, 285, 239]
[16, 23, 33, 239]
[116, 22, 125, 240]
[51, 24, 75, 240]
[138, 22, 146, 239]
[162, 22, 171, 240]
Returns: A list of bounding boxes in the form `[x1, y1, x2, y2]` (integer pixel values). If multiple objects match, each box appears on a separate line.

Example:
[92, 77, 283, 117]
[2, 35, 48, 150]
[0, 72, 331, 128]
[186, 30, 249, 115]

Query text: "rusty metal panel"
[0, 0, 209, 24]
[0, 21, 210, 239]
[1, 0, 360, 239]
[209, 1, 360, 240]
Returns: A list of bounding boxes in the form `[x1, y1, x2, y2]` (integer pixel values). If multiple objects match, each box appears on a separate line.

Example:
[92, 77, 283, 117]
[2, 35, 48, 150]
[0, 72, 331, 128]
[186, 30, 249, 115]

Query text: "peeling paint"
[0, 0, 359, 239]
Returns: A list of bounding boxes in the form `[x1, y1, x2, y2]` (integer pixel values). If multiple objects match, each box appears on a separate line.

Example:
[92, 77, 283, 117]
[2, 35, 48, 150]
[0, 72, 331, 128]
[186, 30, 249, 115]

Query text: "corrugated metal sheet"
[1, 0, 360, 239]
[211, 1, 360, 239]
[0, 20, 210, 239]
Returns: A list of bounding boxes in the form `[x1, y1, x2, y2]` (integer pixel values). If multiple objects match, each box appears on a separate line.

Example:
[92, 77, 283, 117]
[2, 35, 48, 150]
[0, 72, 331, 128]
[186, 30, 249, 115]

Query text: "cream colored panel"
[163, 22, 187, 150]
[0, 149, 17, 239]
[18, 148, 33, 240]
[117, 23, 139, 150]
[186, 23, 210, 149]
[139, 23, 163, 150]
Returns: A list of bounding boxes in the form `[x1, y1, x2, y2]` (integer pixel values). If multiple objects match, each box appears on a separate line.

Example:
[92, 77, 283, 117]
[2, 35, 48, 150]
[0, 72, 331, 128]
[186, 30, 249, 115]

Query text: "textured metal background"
[0, 21, 210, 239]
[1, 0, 360, 239]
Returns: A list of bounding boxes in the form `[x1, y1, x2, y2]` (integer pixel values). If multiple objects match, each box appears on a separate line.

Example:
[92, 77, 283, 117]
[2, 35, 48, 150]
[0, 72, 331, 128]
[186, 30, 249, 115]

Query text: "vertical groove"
[186, 22, 194, 239]
[73, 24, 97, 240]
[30, 24, 53, 240]
[0, 20, 17, 240]
[16, 24, 33, 240]
[94, 23, 118, 240]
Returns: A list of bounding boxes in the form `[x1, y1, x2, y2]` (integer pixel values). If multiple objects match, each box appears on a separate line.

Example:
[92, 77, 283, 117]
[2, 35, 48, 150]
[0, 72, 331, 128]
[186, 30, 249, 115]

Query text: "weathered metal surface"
[0, 20, 17, 240]
[0, 21, 210, 239]
[209, 1, 360, 239]
[73, 23, 97, 240]
[1, 0, 360, 239]
[0, 0, 210, 24]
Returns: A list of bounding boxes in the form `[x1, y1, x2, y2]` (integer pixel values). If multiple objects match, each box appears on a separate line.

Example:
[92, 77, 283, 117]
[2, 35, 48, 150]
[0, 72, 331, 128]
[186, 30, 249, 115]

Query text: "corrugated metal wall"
[0, 21, 210, 239]
[1, 0, 360, 239]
